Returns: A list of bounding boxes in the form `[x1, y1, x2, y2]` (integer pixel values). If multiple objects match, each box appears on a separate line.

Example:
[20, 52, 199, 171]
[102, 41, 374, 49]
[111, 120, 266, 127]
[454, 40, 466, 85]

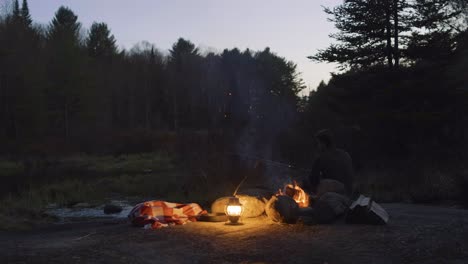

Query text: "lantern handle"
[233, 160, 260, 196]
[233, 175, 248, 196]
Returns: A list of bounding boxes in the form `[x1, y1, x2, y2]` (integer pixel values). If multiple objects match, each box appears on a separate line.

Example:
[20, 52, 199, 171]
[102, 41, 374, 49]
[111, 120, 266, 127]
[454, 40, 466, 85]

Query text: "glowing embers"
[277, 180, 310, 208]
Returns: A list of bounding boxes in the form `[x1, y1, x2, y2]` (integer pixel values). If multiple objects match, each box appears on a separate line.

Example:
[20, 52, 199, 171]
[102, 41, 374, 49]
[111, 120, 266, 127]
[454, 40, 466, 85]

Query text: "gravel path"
[1, 203, 468, 264]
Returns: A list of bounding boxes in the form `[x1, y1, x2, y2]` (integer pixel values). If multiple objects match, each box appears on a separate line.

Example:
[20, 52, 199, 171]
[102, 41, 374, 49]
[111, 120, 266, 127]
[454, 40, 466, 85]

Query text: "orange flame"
[277, 180, 310, 208]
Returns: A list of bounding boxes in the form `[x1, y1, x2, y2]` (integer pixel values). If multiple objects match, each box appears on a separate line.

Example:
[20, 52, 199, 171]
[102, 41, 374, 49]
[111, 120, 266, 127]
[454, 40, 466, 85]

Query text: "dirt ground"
[1, 203, 468, 264]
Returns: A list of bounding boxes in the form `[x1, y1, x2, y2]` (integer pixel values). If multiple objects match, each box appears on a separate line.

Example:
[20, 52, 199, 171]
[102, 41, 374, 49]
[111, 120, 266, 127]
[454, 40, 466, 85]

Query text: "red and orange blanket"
[128, 200, 207, 229]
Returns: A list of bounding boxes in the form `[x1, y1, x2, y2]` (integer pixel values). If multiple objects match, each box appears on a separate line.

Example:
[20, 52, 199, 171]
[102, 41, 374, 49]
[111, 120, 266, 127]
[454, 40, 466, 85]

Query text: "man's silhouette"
[309, 129, 354, 195]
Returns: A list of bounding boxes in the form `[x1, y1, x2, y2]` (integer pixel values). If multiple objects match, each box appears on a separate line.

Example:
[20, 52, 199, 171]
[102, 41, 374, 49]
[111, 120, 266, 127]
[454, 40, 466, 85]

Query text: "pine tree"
[310, 0, 411, 69]
[48, 6, 81, 43]
[86, 22, 117, 58]
[168, 38, 201, 129]
[169, 38, 199, 70]
[311, 0, 466, 69]
[0, 0, 43, 140]
[12, 0, 20, 19]
[406, 0, 465, 62]
[46, 6, 85, 140]
[20, 0, 32, 27]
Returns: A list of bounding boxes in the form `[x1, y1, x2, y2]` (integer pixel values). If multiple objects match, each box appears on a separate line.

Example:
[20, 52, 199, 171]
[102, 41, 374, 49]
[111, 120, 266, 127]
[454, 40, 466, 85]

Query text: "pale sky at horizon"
[25, 0, 342, 95]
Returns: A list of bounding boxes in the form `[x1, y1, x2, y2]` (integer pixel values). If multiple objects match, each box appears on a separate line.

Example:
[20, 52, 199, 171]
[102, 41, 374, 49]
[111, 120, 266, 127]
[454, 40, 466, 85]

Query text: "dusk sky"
[26, 0, 342, 95]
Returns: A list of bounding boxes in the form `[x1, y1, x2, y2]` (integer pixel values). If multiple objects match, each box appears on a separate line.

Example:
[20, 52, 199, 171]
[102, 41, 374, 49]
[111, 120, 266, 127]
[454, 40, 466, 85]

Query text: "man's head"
[315, 129, 334, 152]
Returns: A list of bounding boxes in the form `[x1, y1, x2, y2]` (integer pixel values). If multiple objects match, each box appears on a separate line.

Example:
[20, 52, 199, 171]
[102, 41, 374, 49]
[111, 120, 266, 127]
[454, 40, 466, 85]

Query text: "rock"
[316, 179, 346, 197]
[265, 195, 299, 224]
[211, 195, 265, 218]
[313, 192, 351, 224]
[104, 204, 123, 214]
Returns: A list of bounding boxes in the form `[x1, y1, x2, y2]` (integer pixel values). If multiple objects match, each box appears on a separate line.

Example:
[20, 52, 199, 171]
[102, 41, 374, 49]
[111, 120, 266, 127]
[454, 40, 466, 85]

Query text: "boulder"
[211, 195, 265, 218]
[313, 192, 351, 224]
[103, 204, 123, 214]
[316, 179, 346, 197]
[265, 195, 299, 224]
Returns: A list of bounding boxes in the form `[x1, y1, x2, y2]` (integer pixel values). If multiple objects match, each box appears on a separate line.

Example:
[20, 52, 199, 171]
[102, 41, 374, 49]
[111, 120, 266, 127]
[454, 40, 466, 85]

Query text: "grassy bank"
[0, 152, 232, 230]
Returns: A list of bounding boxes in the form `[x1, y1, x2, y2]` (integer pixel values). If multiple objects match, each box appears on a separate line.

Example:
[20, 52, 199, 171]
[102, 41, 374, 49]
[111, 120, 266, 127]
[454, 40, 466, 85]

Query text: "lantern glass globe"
[225, 197, 243, 224]
[226, 204, 242, 216]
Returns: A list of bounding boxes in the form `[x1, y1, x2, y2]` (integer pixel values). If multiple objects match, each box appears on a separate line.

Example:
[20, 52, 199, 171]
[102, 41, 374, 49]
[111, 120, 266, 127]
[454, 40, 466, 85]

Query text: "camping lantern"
[225, 196, 243, 224]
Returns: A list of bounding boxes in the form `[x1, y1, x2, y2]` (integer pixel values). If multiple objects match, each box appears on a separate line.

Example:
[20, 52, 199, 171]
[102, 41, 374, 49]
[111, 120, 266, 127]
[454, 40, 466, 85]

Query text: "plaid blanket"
[128, 200, 207, 229]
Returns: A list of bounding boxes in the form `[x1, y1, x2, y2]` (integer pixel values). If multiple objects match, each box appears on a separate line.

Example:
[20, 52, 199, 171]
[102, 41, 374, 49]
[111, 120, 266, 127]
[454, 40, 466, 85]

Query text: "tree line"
[1, 0, 467, 173]
[0, 0, 304, 155]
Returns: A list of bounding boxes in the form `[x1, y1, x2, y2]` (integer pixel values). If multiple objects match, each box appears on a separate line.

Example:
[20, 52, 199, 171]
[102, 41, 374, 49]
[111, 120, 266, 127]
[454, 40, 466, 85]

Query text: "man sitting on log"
[308, 129, 354, 196]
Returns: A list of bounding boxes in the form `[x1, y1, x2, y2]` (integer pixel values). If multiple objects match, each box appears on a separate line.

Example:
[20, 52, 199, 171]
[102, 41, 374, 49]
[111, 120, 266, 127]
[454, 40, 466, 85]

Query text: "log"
[265, 195, 299, 224]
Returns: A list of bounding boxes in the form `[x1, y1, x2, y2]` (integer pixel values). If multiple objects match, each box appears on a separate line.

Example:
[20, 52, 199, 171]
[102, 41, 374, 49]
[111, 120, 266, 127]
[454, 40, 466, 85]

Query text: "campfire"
[277, 180, 310, 208]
